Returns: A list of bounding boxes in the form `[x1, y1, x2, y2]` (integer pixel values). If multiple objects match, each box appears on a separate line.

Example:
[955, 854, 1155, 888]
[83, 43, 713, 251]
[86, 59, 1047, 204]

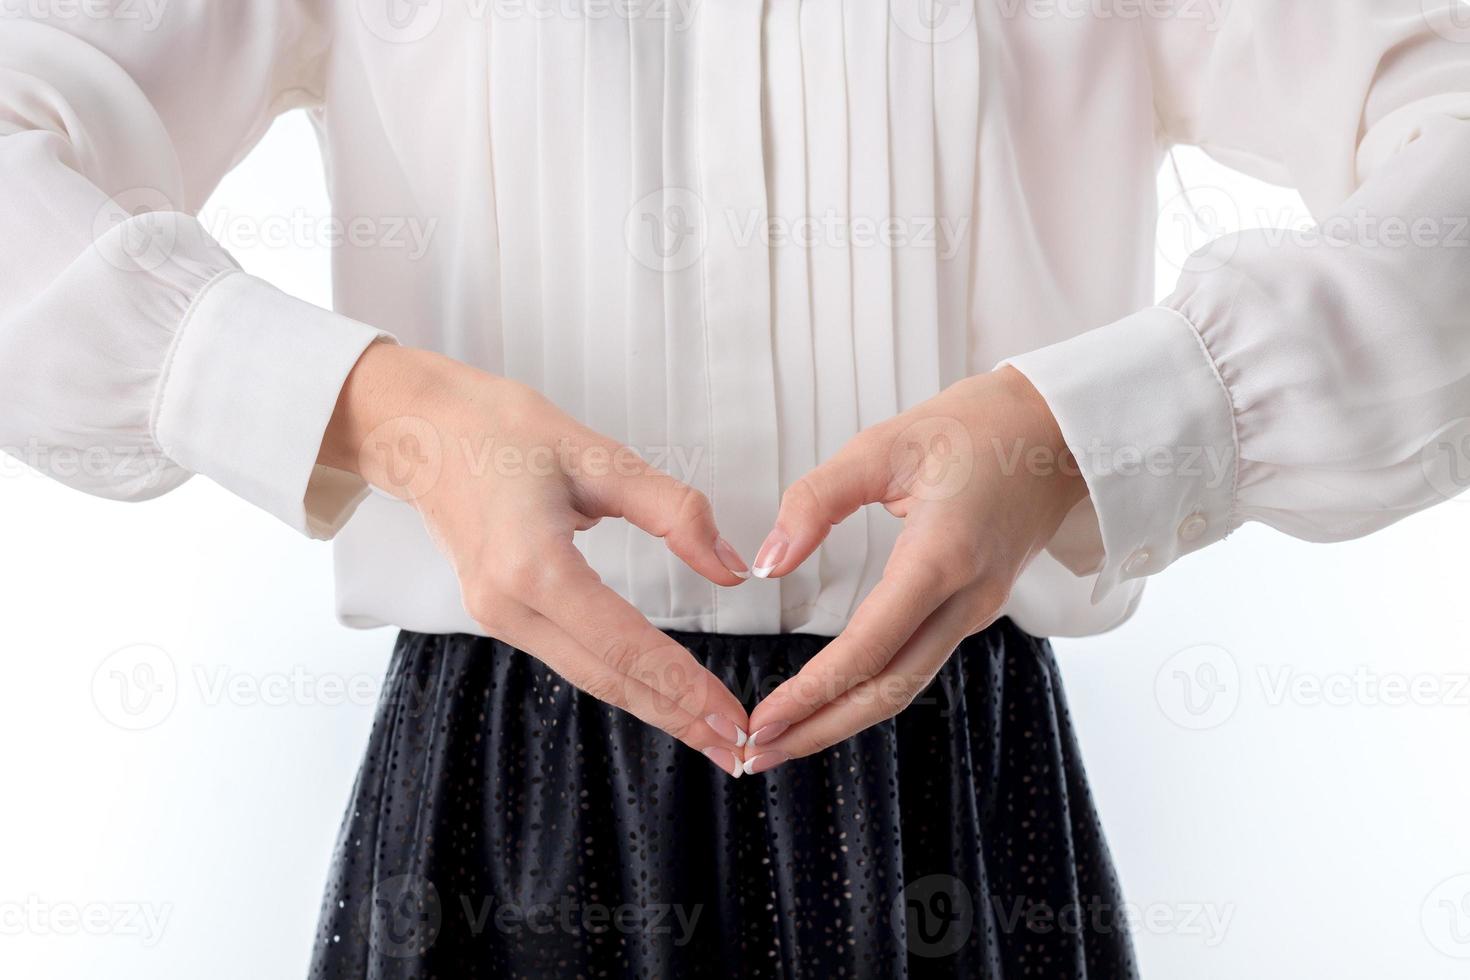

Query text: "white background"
[2, 111, 1469, 979]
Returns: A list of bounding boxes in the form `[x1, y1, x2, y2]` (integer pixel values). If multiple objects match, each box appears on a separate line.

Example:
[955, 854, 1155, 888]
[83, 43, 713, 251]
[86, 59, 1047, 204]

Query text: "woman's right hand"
[319, 343, 754, 777]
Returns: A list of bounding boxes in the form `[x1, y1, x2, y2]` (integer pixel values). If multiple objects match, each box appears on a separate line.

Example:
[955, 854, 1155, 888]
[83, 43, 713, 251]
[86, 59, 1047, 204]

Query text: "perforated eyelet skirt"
[309, 621, 1137, 979]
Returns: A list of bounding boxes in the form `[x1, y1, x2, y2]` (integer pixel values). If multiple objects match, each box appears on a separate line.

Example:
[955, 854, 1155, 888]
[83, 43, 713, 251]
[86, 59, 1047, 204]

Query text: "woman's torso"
[321, 0, 1163, 637]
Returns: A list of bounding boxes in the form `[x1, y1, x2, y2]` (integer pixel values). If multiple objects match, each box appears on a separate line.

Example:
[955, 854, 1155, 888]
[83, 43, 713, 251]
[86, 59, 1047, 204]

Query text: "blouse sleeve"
[1004, 0, 1470, 600]
[0, 8, 393, 539]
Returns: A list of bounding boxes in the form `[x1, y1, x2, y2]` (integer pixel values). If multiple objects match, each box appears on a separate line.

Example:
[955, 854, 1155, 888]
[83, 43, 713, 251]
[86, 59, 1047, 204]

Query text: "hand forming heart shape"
[322, 346, 1083, 779]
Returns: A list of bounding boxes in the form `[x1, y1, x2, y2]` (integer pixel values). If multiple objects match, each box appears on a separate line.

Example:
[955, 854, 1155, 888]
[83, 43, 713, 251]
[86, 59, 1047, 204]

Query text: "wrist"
[994, 365, 1089, 512]
[318, 343, 479, 479]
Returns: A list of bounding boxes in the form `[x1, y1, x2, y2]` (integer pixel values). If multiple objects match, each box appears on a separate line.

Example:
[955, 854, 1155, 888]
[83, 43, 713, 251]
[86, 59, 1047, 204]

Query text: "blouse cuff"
[1002, 306, 1239, 601]
[152, 270, 394, 539]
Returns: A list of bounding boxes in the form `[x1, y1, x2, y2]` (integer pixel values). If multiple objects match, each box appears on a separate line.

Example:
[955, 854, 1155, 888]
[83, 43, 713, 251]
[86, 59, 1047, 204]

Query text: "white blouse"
[3, 2, 1469, 639]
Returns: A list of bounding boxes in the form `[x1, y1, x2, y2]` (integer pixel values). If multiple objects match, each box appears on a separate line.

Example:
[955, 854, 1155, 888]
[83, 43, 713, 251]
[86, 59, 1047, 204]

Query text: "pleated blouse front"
[328, 1, 1156, 638]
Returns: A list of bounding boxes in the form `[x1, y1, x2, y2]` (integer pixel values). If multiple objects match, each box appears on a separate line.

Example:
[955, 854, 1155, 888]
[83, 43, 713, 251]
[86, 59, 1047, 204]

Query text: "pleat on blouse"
[577, 14, 634, 611]
[844, 1, 904, 624]
[765, 0, 821, 624]
[622, 14, 672, 617]
[800, 3, 866, 625]
[478, 4, 988, 635]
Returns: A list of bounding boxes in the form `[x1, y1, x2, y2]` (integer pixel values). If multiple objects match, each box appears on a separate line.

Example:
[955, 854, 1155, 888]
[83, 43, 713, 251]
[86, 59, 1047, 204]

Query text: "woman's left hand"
[740, 366, 1089, 773]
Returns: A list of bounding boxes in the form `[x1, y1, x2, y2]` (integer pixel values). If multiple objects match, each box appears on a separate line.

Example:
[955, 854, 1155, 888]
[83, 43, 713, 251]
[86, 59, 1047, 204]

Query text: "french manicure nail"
[741, 751, 790, 776]
[702, 747, 743, 779]
[748, 720, 789, 748]
[705, 714, 748, 748]
[752, 529, 789, 579]
[714, 537, 751, 580]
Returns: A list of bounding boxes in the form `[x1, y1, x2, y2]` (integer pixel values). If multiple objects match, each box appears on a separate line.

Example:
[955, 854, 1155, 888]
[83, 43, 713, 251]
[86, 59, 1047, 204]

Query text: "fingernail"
[702, 746, 743, 779]
[748, 720, 789, 748]
[752, 529, 789, 579]
[705, 714, 748, 748]
[714, 538, 750, 580]
[741, 751, 790, 776]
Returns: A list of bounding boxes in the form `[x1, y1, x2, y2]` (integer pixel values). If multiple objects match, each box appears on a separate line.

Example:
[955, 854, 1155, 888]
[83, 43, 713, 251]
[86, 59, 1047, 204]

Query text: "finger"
[744, 586, 992, 771]
[745, 535, 954, 745]
[581, 460, 749, 586]
[753, 427, 899, 579]
[491, 604, 749, 778]
[520, 542, 752, 745]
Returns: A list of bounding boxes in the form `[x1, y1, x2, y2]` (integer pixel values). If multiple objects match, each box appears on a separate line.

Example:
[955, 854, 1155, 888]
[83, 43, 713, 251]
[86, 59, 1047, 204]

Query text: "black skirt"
[309, 621, 1137, 979]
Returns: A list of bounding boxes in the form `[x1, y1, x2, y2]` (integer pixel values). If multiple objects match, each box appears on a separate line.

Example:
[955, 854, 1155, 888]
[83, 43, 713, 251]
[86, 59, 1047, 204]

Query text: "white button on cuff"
[1178, 513, 1208, 543]
[1122, 548, 1152, 576]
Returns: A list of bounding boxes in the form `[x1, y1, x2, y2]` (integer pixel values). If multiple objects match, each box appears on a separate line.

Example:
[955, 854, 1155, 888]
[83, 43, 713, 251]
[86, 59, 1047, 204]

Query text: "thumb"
[753, 429, 898, 579]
